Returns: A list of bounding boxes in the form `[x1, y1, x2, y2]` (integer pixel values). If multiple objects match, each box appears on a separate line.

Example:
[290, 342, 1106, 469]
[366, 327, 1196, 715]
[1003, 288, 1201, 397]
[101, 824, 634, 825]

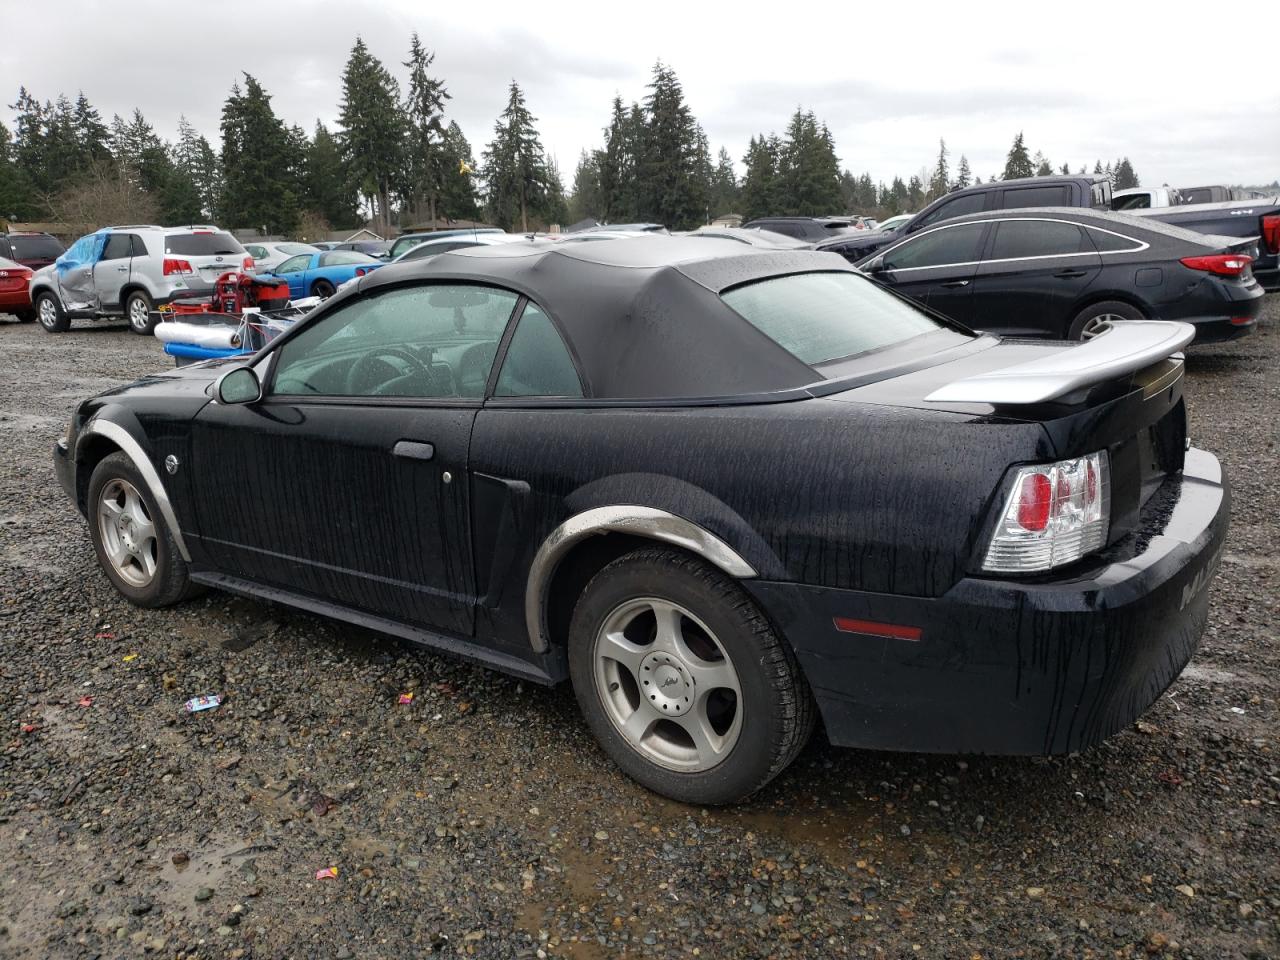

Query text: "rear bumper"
[746, 448, 1229, 755]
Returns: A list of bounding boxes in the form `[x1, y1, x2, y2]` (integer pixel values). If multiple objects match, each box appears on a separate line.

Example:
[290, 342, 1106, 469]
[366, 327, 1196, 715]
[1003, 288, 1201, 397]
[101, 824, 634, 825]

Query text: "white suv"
[28, 225, 251, 335]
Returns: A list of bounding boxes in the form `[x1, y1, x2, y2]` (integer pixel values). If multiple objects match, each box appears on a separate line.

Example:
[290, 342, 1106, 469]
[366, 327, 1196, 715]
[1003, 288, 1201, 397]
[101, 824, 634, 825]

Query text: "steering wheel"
[345, 346, 432, 395]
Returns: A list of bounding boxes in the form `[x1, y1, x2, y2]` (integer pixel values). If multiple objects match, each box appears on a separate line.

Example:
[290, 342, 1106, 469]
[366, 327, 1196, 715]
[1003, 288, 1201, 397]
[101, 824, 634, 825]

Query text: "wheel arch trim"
[77, 418, 191, 562]
[524, 506, 757, 653]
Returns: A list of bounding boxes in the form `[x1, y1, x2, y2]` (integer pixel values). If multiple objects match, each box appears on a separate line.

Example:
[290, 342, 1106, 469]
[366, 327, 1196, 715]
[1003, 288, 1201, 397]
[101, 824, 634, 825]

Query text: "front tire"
[125, 290, 156, 335]
[1068, 300, 1144, 341]
[87, 452, 191, 607]
[568, 547, 815, 805]
[311, 279, 336, 299]
[15, 309, 35, 323]
[35, 292, 69, 333]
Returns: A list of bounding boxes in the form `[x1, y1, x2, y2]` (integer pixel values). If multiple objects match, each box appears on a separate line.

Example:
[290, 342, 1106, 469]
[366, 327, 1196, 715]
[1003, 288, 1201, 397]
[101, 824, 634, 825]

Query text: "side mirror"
[864, 255, 886, 274]
[215, 366, 262, 405]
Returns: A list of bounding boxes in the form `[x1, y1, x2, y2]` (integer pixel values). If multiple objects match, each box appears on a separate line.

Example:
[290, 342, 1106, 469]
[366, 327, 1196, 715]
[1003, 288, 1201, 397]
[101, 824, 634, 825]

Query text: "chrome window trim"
[879, 217, 1149, 274]
[77, 419, 192, 562]
[524, 506, 757, 653]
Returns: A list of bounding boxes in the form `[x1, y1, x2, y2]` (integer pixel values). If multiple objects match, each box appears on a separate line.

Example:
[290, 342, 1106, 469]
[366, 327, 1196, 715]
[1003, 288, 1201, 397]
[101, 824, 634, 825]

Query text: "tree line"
[0, 42, 1147, 238]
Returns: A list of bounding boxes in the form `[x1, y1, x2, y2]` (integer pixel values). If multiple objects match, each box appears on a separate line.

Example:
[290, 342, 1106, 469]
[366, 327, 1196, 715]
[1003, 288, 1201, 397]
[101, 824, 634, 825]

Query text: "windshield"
[721, 271, 944, 366]
[165, 232, 245, 256]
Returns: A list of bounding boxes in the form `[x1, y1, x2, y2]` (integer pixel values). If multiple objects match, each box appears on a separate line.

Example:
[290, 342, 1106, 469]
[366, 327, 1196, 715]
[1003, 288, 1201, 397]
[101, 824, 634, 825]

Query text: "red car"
[0, 256, 34, 322]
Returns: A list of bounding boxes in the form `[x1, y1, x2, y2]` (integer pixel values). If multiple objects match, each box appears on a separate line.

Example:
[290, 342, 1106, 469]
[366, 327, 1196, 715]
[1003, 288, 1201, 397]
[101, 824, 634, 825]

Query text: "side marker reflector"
[833, 617, 922, 641]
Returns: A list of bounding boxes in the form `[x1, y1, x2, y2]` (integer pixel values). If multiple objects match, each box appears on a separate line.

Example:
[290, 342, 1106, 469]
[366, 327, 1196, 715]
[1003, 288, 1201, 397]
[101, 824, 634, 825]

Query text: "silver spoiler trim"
[925, 321, 1196, 404]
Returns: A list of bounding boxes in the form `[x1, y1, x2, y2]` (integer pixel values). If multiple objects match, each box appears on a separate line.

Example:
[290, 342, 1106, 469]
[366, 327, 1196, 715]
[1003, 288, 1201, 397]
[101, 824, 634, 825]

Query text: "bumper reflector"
[833, 617, 922, 641]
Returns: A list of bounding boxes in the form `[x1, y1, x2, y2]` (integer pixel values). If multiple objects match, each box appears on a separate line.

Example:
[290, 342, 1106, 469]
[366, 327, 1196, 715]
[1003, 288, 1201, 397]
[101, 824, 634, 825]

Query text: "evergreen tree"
[1003, 132, 1034, 180]
[927, 138, 950, 200]
[1113, 157, 1139, 190]
[10, 87, 48, 193]
[481, 81, 550, 231]
[0, 120, 36, 219]
[906, 174, 925, 210]
[437, 121, 480, 220]
[172, 116, 221, 218]
[401, 33, 451, 223]
[338, 36, 404, 232]
[72, 92, 112, 171]
[1033, 151, 1052, 176]
[888, 175, 909, 213]
[568, 149, 603, 222]
[220, 75, 300, 233]
[305, 122, 358, 228]
[776, 111, 842, 216]
[740, 134, 779, 220]
[639, 62, 707, 229]
[955, 154, 971, 190]
[1060, 163, 1070, 175]
[544, 155, 569, 227]
[1092, 160, 1104, 175]
[708, 146, 739, 217]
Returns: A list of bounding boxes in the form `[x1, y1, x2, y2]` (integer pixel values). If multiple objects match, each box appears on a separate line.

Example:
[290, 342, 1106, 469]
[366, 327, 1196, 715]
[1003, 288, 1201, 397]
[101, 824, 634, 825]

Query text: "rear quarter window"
[1000, 185, 1072, 208]
[165, 232, 245, 256]
[721, 271, 942, 365]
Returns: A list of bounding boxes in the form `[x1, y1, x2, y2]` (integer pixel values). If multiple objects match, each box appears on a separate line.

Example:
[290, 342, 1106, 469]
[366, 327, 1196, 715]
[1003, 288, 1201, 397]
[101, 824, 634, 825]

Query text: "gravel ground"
[0, 304, 1276, 960]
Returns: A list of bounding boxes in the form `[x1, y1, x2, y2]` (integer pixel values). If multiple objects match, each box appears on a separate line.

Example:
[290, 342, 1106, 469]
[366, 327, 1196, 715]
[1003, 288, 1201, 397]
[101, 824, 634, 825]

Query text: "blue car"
[266, 250, 384, 299]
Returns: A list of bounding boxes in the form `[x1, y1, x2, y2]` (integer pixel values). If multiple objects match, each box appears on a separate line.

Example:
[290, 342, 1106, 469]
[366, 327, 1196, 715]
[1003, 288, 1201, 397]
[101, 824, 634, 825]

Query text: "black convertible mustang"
[55, 237, 1229, 804]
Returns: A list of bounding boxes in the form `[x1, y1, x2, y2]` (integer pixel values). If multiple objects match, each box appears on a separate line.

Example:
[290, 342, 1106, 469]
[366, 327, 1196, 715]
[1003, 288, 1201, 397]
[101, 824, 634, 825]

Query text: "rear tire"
[35, 292, 69, 333]
[1068, 300, 1145, 341]
[311, 279, 336, 299]
[87, 452, 192, 607]
[568, 547, 815, 805]
[125, 290, 157, 335]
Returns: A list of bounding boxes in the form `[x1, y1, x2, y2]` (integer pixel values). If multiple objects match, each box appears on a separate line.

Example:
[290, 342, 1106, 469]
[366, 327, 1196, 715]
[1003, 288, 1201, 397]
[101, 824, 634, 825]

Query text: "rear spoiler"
[925, 321, 1195, 404]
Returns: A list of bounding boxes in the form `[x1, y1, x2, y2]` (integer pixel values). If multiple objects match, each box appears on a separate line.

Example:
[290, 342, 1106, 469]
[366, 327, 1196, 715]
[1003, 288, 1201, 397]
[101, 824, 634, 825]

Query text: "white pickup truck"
[1111, 187, 1182, 210]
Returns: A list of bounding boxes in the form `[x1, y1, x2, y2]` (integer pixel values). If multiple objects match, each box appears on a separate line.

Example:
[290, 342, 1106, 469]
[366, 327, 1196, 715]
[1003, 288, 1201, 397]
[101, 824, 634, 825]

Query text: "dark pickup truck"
[818, 174, 1112, 262]
[1132, 197, 1280, 291]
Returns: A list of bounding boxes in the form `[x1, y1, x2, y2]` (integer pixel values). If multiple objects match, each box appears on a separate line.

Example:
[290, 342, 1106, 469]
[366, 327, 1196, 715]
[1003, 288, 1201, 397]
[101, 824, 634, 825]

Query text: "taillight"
[983, 452, 1110, 573]
[1180, 253, 1252, 277]
[1261, 215, 1280, 255]
[355, 268, 368, 277]
[242, 256, 254, 271]
[163, 258, 194, 276]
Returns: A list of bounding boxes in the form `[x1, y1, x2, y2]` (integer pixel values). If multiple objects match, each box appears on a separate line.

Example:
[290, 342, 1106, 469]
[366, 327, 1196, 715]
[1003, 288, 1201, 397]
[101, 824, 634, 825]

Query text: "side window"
[882, 224, 986, 270]
[128, 235, 148, 259]
[495, 303, 583, 398]
[0, 238, 10, 258]
[914, 192, 987, 229]
[272, 283, 520, 399]
[1000, 185, 1071, 209]
[989, 220, 1090, 260]
[276, 255, 310, 274]
[101, 234, 133, 261]
[1085, 228, 1144, 253]
[245, 245, 266, 259]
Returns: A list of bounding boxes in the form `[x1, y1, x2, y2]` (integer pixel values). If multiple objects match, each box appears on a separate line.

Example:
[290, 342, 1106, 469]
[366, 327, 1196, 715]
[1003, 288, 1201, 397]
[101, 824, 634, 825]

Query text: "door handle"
[392, 440, 435, 461]
[1054, 269, 1087, 279]
[116, 266, 128, 272]
[941, 279, 970, 288]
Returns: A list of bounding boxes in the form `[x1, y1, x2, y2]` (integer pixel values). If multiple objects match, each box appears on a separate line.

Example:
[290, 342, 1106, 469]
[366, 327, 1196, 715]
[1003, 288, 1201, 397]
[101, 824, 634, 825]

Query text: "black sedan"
[55, 237, 1228, 804]
[856, 208, 1264, 341]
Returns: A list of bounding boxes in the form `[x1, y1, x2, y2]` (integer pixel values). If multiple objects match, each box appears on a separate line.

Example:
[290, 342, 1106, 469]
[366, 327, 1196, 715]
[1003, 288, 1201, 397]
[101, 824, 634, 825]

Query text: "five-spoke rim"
[128, 297, 149, 329]
[38, 297, 58, 327]
[593, 597, 742, 772]
[1081, 314, 1121, 340]
[96, 478, 158, 588]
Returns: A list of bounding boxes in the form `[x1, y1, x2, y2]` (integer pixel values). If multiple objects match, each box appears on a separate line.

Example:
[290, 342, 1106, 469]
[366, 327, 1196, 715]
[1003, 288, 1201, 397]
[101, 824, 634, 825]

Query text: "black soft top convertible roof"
[359, 236, 859, 400]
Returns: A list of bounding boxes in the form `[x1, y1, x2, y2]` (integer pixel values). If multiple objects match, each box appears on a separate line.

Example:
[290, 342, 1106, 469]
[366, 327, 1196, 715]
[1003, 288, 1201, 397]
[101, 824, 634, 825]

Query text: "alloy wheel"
[128, 297, 150, 331]
[38, 297, 58, 330]
[593, 597, 743, 772]
[96, 478, 158, 588]
[1080, 314, 1121, 340]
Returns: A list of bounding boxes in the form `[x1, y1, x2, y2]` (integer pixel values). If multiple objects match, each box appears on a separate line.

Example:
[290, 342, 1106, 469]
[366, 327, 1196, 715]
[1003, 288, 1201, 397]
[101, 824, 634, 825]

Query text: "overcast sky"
[3, 0, 1276, 192]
